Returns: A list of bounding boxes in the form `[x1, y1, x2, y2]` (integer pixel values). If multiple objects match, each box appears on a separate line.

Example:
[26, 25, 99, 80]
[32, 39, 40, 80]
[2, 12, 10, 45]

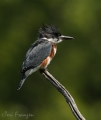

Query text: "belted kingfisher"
[17, 24, 74, 90]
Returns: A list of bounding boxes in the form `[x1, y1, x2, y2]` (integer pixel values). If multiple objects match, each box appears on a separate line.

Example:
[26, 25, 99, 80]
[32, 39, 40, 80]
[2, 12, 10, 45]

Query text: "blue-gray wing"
[20, 39, 52, 73]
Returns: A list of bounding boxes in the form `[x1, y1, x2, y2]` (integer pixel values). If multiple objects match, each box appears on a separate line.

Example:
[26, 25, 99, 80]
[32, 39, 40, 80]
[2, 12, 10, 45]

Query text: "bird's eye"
[58, 33, 61, 36]
[54, 33, 61, 37]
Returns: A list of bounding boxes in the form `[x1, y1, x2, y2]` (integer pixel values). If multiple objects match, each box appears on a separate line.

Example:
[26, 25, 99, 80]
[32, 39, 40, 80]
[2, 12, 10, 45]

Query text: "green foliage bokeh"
[0, 0, 101, 120]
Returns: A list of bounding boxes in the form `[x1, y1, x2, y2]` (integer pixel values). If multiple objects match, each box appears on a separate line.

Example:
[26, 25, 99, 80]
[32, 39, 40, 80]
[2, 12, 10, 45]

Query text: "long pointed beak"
[60, 35, 74, 40]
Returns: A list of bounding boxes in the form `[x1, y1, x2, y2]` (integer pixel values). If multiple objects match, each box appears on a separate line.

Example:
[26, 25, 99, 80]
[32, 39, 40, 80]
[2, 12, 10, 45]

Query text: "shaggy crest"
[39, 24, 61, 37]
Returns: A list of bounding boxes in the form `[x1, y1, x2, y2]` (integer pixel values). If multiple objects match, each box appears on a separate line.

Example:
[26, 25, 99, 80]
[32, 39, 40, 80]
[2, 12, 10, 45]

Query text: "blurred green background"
[0, 0, 101, 120]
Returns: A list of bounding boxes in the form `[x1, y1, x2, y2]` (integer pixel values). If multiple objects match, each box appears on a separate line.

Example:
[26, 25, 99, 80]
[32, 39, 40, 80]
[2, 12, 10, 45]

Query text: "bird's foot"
[39, 68, 48, 74]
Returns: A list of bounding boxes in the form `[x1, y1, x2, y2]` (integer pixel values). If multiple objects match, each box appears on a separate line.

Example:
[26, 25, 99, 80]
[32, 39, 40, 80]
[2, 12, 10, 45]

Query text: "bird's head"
[38, 24, 74, 44]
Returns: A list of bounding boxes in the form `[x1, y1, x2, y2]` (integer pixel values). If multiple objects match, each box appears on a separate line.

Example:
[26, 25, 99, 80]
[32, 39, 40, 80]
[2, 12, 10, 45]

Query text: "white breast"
[53, 47, 57, 55]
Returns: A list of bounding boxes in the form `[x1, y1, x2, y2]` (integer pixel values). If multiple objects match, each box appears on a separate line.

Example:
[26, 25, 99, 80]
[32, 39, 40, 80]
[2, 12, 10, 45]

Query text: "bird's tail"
[17, 69, 31, 90]
[17, 74, 27, 90]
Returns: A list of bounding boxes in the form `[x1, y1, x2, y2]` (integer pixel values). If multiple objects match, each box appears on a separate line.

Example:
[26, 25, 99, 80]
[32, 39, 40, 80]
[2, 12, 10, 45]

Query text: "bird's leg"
[39, 68, 49, 74]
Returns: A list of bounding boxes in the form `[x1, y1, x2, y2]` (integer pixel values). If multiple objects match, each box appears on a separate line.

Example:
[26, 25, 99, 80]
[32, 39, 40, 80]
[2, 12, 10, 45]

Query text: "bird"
[17, 24, 74, 90]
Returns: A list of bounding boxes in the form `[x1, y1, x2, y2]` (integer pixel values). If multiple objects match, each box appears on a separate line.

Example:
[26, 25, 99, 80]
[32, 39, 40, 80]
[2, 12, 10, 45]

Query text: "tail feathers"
[17, 74, 27, 90]
[17, 69, 31, 90]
